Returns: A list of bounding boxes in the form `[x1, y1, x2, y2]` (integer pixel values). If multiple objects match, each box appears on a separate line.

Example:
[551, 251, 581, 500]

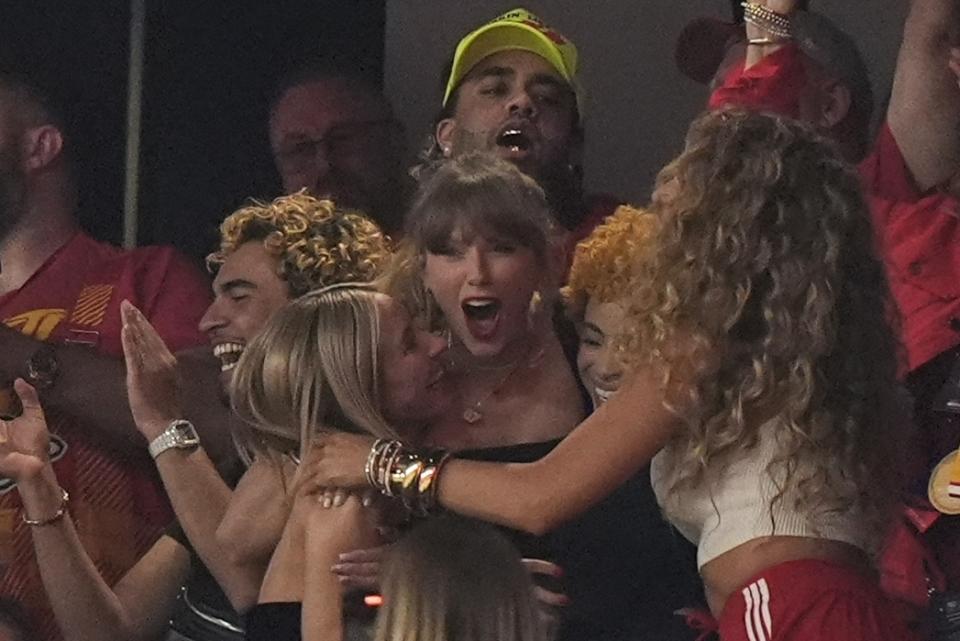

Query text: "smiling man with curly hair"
[203, 190, 393, 383]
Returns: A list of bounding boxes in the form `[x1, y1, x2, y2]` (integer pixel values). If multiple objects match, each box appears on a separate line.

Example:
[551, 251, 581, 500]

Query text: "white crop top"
[650, 421, 867, 569]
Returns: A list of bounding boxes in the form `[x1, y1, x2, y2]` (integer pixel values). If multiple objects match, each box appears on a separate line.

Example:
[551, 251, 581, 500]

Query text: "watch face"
[172, 421, 200, 445]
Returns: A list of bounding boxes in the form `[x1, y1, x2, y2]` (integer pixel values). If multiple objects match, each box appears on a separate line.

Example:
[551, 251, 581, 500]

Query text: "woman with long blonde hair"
[229, 284, 449, 641]
[302, 110, 916, 640]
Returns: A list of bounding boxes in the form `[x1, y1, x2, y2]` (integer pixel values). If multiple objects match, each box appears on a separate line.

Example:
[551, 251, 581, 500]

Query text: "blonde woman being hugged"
[227, 284, 449, 641]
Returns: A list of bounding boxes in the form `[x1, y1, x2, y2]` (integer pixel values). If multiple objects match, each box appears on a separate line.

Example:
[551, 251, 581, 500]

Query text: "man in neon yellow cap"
[423, 8, 618, 243]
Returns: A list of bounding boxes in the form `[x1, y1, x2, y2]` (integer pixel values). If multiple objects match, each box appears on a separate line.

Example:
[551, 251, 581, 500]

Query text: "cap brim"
[674, 17, 742, 85]
[444, 22, 572, 106]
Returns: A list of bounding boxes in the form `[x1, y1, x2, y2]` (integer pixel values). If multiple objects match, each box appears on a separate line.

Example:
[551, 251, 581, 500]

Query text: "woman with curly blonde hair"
[303, 110, 916, 640]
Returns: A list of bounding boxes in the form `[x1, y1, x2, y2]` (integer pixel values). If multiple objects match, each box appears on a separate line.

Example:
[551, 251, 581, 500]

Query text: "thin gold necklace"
[460, 346, 545, 424]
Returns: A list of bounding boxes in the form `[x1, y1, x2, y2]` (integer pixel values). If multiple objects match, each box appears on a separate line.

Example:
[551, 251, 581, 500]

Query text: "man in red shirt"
[0, 71, 213, 640]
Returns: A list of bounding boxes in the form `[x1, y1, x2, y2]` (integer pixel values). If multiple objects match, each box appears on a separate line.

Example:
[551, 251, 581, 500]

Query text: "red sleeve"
[709, 44, 808, 118]
[858, 123, 921, 206]
[131, 247, 211, 352]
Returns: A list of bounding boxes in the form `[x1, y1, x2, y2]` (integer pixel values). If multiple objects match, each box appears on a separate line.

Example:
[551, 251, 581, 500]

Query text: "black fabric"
[457, 441, 704, 641]
[245, 602, 372, 641]
[244, 602, 301, 641]
[165, 460, 247, 640]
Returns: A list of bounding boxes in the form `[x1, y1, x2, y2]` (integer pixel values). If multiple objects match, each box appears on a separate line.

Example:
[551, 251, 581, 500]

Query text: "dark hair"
[267, 57, 392, 119]
[0, 69, 68, 134]
[405, 152, 556, 262]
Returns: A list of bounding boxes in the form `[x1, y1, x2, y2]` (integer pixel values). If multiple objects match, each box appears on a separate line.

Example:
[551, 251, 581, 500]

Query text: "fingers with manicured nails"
[522, 558, 569, 607]
[532, 585, 571, 608]
[332, 544, 388, 591]
[521, 558, 564, 578]
[338, 545, 389, 565]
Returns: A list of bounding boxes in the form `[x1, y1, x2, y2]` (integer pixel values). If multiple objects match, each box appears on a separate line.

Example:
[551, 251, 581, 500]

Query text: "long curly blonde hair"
[207, 190, 392, 296]
[618, 110, 904, 546]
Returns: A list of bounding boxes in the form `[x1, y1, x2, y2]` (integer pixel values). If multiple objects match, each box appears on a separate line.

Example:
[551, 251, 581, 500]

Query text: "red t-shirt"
[0, 232, 210, 641]
[710, 45, 960, 372]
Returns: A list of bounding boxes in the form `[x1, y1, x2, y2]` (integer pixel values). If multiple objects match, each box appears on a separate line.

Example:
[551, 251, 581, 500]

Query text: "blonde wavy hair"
[207, 190, 392, 297]
[230, 284, 401, 463]
[562, 204, 659, 322]
[375, 516, 546, 641]
[617, 110, 904, 546]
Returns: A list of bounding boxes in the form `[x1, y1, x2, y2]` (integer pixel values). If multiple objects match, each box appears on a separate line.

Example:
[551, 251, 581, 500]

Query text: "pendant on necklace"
[462, 407, 483, 424]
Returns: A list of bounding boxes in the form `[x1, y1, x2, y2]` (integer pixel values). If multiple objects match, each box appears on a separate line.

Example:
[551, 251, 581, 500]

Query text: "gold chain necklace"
[460, 347, 545, 424]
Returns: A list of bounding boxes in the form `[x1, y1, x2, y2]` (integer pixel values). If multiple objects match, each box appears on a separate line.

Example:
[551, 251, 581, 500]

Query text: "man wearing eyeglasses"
[268, 62, 408, 235]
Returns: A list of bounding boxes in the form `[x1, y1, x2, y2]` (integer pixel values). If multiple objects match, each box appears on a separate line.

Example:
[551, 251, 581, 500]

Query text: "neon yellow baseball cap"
[443, 8, 578, 107]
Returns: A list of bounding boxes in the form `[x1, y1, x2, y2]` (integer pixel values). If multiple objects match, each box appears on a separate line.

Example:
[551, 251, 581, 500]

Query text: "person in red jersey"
[0, 69, 212, 641]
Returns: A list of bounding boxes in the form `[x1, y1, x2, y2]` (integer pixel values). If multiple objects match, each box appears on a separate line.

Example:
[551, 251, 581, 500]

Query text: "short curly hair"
[562, 205, 659, 323]
[207, 191, 393, 297]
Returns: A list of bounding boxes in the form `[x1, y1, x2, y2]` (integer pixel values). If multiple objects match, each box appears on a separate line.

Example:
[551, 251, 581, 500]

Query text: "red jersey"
[710, 45, 960, 372]
[0, 232, 210, 641]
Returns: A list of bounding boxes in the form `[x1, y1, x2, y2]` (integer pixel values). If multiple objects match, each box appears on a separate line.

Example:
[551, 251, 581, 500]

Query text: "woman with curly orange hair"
[303, 110, 917, 640]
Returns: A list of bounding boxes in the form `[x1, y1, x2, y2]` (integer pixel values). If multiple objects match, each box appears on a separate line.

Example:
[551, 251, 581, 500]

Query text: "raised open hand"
[120, 300, 183, 441]
[0, 380, 51, 482]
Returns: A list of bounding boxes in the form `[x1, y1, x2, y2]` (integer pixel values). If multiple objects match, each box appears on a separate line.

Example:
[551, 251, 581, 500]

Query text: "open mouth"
[212, 342, 244, 372]
[496, 127, 532, 154]
[461, 298, 502, 340]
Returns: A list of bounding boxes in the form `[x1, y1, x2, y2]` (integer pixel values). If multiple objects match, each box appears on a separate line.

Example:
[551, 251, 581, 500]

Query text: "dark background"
[1, 1, 386, 263]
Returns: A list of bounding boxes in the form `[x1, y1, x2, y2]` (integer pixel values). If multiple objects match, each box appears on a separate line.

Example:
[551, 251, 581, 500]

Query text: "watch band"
[148, 419, 200, 459]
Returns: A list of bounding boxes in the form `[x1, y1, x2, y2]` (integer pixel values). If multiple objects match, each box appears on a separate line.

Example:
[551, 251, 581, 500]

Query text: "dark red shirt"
[0, 232, 210, 641]
[710, 45, 959, 372]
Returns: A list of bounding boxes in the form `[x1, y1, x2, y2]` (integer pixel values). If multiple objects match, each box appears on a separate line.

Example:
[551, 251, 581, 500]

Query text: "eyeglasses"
[273, 118, 396, 171]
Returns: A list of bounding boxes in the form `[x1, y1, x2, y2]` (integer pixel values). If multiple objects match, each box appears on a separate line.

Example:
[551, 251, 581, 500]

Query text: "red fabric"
[715, 559, 918, 641]
[878, 500, 945, 638]
[870, 191, 960, 371]
[567, 193, 622, 252]
[708, 44, 809, 118]
[709, 48, 960, 373]
[0, 232, 210, 641]
[560, 193, 623, 276]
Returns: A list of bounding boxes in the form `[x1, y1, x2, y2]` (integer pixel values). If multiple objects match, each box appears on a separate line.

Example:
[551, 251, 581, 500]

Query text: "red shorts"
[716, 559, 918, 641]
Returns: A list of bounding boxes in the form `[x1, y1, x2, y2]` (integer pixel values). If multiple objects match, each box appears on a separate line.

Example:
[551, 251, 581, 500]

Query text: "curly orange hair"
[562, 204, 659, 323]
[207, 191, 392, 297]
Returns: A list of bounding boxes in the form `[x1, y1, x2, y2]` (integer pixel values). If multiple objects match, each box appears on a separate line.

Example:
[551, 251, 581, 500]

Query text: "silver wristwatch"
[148, 419, 200, 459]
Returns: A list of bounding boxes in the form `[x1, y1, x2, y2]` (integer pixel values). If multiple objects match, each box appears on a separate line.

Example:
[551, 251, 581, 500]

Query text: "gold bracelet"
[748, 37, 783, 46]
[22, 487, 69, 527]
